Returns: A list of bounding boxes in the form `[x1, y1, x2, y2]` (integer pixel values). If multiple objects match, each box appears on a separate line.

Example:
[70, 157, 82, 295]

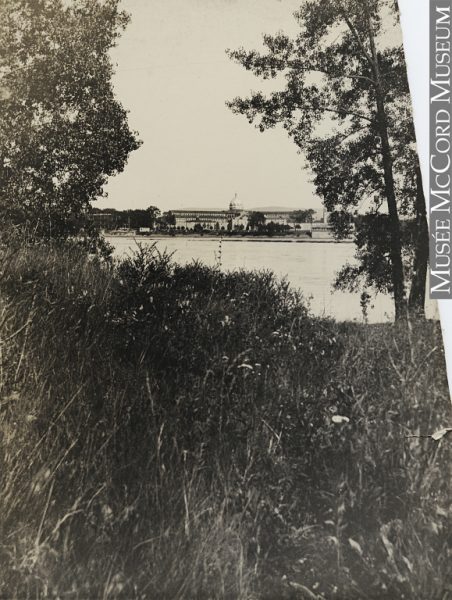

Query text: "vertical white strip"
[399, 0, 452, 394]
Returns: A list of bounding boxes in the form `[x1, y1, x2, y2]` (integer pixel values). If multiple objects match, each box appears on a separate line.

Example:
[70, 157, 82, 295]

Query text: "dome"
[229, 193, 243, 211]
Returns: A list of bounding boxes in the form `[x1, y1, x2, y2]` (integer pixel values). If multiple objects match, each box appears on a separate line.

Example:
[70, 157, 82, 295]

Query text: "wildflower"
[431, 427, 452, 441]
[102, 504, 113, 520]
[332, 415, 350, 424]
[348, 538, 363, 556]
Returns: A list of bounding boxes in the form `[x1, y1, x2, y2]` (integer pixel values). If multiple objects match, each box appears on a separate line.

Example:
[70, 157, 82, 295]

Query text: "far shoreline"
[105, 233, 354, 244]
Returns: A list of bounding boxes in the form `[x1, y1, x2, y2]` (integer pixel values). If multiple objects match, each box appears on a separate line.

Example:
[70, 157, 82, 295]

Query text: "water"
[106, 236, 438, 323]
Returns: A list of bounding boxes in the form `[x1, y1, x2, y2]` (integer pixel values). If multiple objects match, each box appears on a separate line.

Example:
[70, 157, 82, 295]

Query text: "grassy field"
[0, 241, 450, 599]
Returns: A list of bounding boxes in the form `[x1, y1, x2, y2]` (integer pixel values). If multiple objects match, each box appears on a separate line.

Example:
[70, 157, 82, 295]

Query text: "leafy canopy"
[227, 0, 421, 299]
[0, 0, 141, 239]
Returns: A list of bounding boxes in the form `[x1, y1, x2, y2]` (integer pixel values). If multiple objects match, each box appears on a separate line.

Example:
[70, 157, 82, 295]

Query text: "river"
[106, 236, 438, 323]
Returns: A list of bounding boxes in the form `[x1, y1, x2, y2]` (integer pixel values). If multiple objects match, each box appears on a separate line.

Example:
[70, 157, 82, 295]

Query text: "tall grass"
[0, 242, 450, 599]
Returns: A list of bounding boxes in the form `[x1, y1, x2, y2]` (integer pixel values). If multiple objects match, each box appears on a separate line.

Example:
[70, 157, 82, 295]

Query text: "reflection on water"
[107, 236, 438, 323]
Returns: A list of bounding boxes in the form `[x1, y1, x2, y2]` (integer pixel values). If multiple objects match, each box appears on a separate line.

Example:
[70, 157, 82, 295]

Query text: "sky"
[100, 0, 322, 212]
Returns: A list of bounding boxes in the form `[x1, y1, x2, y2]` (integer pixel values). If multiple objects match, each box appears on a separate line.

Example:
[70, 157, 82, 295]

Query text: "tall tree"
[227, 0, 425, 320]
[147, 205, 161, 229]
[248, 211, 266, 230]
[0, 0, 140, 240]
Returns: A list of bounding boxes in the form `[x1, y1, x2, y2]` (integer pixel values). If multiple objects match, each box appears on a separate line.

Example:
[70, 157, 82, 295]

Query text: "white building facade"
[169, 196, 331, 233]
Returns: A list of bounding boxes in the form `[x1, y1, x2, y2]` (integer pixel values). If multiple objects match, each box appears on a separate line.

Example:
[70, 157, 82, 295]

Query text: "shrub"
[0, 242, 450, 598]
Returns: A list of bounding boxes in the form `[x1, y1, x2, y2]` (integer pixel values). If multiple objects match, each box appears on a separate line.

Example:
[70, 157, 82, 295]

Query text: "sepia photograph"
[0, 0, 451, 598]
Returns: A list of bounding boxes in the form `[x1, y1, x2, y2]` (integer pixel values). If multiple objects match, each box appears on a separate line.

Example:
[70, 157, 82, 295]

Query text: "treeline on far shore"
[89, 206, 322, 235]
[0, 238, 450, 599]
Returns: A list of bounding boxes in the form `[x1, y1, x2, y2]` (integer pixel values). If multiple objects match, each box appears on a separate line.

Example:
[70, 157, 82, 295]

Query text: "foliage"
[147, 205, 161, 228]
[248, 210, 266, 230]
[0, 0, 141, 239]
[227, 0, 426, 318]
[0, 242, 450, 598]
[336, 214, 418, 294]
[328, 209, 355, 239]
[292, 208, 315, 224]
[159, 211, 176, 229]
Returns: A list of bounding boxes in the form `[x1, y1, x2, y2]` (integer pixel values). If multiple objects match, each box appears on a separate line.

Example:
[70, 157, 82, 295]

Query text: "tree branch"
[336, 4, 375, 70]
[336, 123, 370, 144]
[318, 104, 374, 123]
[330, 74, 377, 86]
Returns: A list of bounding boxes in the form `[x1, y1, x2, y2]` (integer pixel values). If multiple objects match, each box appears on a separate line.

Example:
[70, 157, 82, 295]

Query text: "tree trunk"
[364, 2, 407, 320]
[408, 164, 429, 317]
[375, 92, 407, 320]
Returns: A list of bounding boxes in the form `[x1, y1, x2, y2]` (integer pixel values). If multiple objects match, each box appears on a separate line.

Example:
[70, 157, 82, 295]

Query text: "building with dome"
[229, 193, 243, 212]
[171, 194, 249, 231]
[169, 195, 332, 234]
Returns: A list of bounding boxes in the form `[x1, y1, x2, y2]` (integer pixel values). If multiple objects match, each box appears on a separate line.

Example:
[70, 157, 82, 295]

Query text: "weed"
[0, 243, 450, 598]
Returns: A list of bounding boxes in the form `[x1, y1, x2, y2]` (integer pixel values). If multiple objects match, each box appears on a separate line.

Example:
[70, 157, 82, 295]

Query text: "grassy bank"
[0, 242, 450, 599]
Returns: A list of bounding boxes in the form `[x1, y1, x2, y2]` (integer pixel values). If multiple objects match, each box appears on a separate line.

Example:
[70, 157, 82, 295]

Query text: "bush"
[0, 242, 450, 598]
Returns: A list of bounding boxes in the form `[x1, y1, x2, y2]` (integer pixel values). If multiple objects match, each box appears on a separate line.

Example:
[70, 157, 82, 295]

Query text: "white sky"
[100, 0, 321, 212]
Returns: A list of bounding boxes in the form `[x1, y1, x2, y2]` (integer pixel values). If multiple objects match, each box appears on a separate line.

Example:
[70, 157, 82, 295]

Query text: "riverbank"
[105, 236, 440, 324]
[106, 232, 353, 243]
[0, 242, 450, 599]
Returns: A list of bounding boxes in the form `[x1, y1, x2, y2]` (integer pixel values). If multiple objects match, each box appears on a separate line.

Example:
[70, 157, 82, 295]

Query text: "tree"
[0, 0, 141, 240]
[159, 211, 176, 230]
[292, 209, 315, 224]
[248, 211, 266, 230]
[304, 38, 428, 315]
[227, 0, 425, 320]
[123, 210, 151, 229]
[167, 212, 176, 228]
[147, 205, 161, 229]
